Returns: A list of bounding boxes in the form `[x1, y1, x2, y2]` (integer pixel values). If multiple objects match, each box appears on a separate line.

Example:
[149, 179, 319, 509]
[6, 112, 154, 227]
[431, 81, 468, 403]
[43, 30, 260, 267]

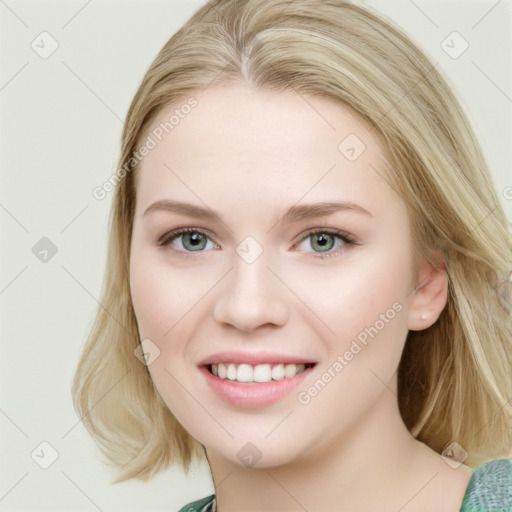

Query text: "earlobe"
[407, 261, 448, 331]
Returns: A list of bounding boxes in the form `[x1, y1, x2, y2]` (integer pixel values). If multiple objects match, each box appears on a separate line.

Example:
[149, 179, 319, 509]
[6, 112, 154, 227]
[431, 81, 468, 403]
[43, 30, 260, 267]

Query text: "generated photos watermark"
[92, 97, 198, 200]
[297, 301, 403, 405]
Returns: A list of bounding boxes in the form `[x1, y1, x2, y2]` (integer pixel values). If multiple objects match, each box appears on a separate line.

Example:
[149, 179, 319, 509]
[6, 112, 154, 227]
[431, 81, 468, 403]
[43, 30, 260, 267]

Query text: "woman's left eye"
[294, 229, 356, 257]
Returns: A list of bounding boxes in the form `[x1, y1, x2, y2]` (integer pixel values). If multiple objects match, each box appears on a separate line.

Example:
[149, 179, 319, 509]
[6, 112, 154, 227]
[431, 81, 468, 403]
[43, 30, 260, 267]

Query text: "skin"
[129, 83, 473, 512]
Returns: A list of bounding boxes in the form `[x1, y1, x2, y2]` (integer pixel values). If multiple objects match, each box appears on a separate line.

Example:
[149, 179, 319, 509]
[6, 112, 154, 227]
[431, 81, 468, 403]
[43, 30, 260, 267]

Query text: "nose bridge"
[213, 240, 288, 330]
[232, 248, 272, 297]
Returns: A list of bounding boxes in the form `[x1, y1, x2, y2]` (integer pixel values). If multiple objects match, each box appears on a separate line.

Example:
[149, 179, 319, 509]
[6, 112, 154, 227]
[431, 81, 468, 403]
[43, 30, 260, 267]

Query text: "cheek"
[290, 238, 412, 408]
[129, 248, 209, 339]
[292, 258, 410, 441]
[130, 259, 174, 338]
[287, 244, 412, 339]
[129, 249, 216, 385]
[129, 251, 204, 426]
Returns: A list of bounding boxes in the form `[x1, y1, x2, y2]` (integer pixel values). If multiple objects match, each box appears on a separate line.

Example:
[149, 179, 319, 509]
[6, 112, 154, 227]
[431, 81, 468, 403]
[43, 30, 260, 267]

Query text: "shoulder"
[460, 458, 512, 512]
[178, 494, 216, 512]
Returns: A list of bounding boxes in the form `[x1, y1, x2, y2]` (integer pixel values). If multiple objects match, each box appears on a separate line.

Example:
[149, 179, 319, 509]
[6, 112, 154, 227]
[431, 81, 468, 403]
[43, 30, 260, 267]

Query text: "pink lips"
[198, 351, 317, 408]
[198, 350, 316, 366]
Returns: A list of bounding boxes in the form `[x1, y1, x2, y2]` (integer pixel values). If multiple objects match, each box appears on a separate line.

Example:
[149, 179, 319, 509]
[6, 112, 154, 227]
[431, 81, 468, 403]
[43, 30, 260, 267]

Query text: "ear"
[407, 259, 448, 331]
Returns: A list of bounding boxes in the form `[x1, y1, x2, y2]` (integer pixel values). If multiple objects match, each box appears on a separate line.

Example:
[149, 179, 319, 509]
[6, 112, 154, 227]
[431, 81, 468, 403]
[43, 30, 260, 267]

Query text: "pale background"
[0, 0, 510, 510]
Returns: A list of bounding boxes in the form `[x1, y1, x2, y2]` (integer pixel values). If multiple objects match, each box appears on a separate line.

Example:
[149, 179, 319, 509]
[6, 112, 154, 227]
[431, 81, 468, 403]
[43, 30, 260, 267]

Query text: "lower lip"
[200, 365, 315, 408]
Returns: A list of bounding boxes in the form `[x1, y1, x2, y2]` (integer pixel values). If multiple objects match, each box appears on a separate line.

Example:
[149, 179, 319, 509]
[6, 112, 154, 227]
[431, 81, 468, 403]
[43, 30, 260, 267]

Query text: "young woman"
[73, 1, 512, 510]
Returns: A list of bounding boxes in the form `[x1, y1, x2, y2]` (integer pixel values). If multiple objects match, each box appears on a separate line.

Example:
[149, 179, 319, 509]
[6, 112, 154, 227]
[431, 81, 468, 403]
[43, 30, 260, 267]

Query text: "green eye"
[157, 228, 218, 253]
[181, 232, 208, 251]
[309, 233, 336, 252]
[295, 229, 356, 256]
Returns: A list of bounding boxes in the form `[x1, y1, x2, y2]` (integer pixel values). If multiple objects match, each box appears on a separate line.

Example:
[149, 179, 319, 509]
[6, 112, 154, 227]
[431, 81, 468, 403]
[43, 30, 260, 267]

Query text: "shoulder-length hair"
[72, 0, 512, 483]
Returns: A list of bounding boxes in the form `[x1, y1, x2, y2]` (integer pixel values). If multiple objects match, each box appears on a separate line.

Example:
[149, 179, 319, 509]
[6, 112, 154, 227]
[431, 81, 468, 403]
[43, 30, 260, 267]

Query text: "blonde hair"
[72, 0, 512, 483]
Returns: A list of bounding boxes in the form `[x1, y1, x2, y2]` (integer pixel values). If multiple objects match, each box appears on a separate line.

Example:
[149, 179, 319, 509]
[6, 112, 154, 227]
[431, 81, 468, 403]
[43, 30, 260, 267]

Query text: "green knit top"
[178, 459, 512, 512]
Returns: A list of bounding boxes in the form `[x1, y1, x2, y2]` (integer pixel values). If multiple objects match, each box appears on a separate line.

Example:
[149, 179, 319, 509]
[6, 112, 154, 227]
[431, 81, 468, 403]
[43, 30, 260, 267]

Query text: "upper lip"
[198, 351, 317, 366]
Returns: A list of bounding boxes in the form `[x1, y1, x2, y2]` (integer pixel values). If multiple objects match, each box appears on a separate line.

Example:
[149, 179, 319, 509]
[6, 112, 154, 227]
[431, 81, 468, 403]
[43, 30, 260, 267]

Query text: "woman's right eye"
[157, 228, 219, 253]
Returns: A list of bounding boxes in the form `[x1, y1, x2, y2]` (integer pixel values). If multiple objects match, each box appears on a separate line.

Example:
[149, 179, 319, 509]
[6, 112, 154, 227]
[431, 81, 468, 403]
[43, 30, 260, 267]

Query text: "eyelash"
[156, 227, 358, 259]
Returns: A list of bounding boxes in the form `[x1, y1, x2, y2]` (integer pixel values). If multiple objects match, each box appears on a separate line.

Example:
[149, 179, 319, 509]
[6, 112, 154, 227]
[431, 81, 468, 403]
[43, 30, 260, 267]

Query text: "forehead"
[134, 84, 399, 217]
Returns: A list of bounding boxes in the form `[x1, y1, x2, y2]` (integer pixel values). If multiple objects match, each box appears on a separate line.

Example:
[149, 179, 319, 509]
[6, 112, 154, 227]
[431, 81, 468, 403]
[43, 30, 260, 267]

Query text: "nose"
[213, 251, 289, 332]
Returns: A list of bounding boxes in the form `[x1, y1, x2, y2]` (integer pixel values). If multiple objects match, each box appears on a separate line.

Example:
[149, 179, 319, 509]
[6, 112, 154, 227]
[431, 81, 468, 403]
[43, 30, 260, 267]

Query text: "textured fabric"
[178, 493, 216, 512]
[460, 459, 512, 512]
[178, 459, 512, 512]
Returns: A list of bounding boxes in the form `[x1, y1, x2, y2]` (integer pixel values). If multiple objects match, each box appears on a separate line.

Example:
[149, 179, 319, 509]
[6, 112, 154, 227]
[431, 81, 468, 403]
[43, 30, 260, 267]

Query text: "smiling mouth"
[206, 362, 316, 384]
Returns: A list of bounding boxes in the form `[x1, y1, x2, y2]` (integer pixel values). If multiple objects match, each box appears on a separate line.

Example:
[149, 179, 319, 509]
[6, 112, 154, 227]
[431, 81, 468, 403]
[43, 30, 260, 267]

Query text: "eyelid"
[293, 227, 357, 246]
[156, 227, 219, 248]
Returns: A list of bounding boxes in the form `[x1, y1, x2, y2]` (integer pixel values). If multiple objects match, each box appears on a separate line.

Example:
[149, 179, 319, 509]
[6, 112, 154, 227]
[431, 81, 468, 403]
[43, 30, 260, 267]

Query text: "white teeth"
[210, 362, 310, 383]
[217, 363, 227, 379]
[271, 363, 285, 381]
[237, 364, 253, 383]
[227, 363, 237, 380]
[253, 364, 271, 383]
[284, 363, 297, 378]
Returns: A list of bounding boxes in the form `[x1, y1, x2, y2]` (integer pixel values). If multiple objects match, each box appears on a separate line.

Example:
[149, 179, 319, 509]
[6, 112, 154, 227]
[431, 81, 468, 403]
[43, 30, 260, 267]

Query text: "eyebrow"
[143, 199, 373, 224]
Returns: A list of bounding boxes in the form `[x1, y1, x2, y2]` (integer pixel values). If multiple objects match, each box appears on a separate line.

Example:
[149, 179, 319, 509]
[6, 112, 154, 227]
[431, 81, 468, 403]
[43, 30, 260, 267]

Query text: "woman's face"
[129, 83, 427, 467]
